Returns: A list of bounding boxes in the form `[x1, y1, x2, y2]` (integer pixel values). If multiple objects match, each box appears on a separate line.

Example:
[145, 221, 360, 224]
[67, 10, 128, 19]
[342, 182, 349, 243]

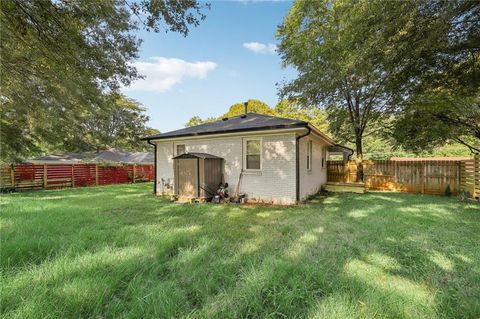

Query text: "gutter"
[147, 140, 157, 195]
[296, 127, 311, 203]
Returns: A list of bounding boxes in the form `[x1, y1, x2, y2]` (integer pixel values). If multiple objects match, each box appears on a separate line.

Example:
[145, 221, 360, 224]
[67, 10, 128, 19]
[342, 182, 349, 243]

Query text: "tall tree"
[274, 99, 329, 133]
[0, 0, 207, 161]
[276, 0, 446, 180]
[391, 1, 480, 154]
[81, 94, 159, 152]
[184, 98, 331, 136]
[222, 99, 274, 118]
[185, 116, 216, 128]
[184, 99, 274, 127]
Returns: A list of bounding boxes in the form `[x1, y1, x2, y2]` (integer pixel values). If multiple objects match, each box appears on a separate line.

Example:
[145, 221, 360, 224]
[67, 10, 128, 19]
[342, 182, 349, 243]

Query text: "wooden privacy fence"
[461, 155, 480, 198]
[327, 157, 480, 197]
[0, 163, 153, 191]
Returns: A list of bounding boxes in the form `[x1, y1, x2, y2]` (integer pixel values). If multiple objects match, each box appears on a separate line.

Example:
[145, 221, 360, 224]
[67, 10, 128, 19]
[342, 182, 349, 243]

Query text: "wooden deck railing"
[0, 163, 153, 191]
[327, 156, 480, 198]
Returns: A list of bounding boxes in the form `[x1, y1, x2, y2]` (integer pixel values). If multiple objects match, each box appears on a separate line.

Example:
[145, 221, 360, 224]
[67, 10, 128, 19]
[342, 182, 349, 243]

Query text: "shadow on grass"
[1, 185, 479, 318]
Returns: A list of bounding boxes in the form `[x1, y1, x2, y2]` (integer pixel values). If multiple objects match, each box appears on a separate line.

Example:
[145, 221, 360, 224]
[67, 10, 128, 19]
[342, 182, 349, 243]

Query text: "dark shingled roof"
[172, 152, 223, 159]
[142, 113, 308, 141]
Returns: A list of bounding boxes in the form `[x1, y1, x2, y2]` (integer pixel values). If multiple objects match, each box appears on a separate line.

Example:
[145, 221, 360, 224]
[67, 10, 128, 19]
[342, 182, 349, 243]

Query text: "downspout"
[147, 139, 157, 195]
[296, 127, 311, 203]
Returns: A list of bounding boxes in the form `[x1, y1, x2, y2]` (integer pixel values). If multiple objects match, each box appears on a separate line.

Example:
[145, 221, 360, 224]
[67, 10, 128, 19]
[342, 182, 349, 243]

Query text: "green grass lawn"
[1, 183, 479, 319]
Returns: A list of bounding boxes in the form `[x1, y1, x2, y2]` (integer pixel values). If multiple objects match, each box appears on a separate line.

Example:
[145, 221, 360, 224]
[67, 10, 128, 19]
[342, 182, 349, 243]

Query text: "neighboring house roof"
[27, 149, 154, 164]
[142, 112, 335, 145]
[173, 152, 223, 159]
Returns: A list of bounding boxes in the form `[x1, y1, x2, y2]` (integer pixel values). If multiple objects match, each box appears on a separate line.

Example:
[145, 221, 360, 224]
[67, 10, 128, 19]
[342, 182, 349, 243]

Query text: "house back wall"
[155, 133, 297, 204]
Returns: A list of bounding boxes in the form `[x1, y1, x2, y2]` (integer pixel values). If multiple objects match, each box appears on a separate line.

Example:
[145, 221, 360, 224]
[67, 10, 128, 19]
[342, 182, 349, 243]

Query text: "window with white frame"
[176, 144, 186, 155]
[307, 140, 313, 171]
[244, 138, 261, 170]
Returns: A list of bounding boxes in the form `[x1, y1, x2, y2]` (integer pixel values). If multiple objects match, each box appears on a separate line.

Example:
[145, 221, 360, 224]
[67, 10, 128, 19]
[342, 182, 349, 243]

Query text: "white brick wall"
[299, 135, 328, 200]
[154, 133, 297, 204]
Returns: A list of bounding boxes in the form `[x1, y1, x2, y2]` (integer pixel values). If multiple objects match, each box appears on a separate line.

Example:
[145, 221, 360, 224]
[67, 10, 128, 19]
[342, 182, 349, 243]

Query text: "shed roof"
[172, 152, 223, 160]
[142, 113, 308, 141]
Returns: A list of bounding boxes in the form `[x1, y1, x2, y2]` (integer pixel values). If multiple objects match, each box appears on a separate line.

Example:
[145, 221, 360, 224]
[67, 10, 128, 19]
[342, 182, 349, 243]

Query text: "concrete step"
[325, 182, 366, 194]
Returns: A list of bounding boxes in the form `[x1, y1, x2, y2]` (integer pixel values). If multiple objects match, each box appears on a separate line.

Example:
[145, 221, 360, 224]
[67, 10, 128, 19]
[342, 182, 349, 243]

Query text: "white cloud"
[243, 42, 277, 55]
[126, 57, 217, 92]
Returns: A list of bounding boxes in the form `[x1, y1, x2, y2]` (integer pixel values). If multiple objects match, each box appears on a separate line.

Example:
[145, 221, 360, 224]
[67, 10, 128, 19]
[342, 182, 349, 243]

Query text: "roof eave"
[307, 124, 336, 145]
[141, 123, 309, 141]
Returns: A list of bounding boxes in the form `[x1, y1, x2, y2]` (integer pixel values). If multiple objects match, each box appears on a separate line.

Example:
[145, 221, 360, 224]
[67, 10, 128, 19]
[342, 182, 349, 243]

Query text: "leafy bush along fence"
[327, 156, 480, 198]
[0, 163, 153, 191]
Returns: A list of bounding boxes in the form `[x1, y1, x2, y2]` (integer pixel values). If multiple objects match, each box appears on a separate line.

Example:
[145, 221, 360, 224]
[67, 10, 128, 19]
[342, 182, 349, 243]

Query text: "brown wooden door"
[177, 159, 198, 197]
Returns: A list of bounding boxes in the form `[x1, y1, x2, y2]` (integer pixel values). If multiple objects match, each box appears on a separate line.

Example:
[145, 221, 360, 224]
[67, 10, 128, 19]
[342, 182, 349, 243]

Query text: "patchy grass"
[1, 183, 479, 319]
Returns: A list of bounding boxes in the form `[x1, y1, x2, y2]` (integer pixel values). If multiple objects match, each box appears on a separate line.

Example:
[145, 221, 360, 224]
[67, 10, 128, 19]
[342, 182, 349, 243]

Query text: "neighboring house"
[142, 113, 351, 205]
[27, 149, 154, 164]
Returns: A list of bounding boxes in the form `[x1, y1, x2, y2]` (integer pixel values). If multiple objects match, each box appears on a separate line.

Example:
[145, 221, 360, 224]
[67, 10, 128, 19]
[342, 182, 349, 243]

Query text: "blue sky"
[122, 0, 295, 132]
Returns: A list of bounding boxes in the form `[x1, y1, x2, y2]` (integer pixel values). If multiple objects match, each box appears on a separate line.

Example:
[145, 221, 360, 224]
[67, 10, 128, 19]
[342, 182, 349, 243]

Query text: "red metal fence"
[0, 163, 153, 191]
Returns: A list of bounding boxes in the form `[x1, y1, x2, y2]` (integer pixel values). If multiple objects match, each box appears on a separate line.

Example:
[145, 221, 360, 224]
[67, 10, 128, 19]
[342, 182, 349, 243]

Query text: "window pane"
[177, 145, 185, 155]
[246, 155, 260, 169]
[246, 140, 260, 155]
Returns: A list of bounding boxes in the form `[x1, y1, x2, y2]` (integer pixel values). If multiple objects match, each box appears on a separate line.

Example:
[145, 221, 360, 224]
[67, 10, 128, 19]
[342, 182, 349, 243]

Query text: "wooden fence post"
[422, 161, 426, 194]
[71, 164, 75, 188]
[95, 164, 99, 186]
[10, 166, 15, 188]
[132, 164, 136, 183]
[43, 164, 48, 189]
[475, 155, 480, 198]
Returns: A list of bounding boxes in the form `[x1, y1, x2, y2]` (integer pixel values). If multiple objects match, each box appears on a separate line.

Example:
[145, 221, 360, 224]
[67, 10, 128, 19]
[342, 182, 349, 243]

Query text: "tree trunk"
[355, 136, 364, 182]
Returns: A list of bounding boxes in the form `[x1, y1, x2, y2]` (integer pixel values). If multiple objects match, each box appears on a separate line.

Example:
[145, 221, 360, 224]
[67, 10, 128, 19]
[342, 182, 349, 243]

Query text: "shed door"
[177, 159, 198, 197]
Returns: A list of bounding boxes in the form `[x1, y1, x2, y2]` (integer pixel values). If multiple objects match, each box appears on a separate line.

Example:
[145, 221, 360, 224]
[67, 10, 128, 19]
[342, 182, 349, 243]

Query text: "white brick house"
[142, 113, 350, 204]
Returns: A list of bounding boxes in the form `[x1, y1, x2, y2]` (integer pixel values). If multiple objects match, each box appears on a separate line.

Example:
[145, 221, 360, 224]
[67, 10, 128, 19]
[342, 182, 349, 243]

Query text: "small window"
[321, 147, 327, 168]
[177, 144, 186, 155]
[244, 138, 261, 170]
[307, 140, 313, 171]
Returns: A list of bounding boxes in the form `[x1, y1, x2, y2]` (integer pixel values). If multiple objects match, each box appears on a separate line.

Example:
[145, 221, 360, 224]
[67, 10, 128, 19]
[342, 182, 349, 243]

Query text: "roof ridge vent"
[222, 117, 228, 121]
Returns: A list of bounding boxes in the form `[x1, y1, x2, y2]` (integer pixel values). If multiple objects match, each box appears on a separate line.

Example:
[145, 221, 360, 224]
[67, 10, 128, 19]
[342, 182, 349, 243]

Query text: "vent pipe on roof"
[240, 101, 248, 119]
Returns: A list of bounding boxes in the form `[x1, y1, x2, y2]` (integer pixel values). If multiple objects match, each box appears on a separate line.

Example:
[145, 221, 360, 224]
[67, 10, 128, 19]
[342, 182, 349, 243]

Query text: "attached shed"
[173, 152, 223, 199]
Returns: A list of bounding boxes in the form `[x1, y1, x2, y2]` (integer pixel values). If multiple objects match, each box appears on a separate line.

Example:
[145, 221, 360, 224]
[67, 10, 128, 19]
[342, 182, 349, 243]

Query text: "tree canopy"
[277, 0, 415, 179]
[390, 1, 479, 153]
[184, 98, 330, 133]
[277, 0, 479, 180]
[0, 0, 207, 161]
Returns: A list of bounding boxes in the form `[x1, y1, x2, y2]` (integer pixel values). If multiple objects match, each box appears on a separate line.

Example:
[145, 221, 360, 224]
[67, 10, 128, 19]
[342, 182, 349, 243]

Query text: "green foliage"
[2, 184, 480, 318]
[274, 99, 329, 133]
[388, 0, 480, 153]
[80, 93, 160, 152]
[0, 0, 207, 161]
[185, 116, 217, 127]
[276, 0, 416, 161]
[185, 98, 330, 133]
[277, 0, 480, 162]
[222, 99, 274, 118]
[394, 93, 480, 154]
